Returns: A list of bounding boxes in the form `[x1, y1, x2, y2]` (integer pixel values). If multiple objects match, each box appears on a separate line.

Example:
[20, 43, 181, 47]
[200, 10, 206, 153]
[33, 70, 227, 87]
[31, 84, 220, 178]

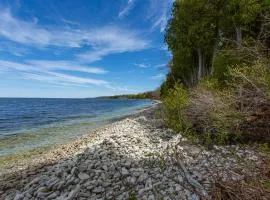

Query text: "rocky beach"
[0, 105, 262, 199]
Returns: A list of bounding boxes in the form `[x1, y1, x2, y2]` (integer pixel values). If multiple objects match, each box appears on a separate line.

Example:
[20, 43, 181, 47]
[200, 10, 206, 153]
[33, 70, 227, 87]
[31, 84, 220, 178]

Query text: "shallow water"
[0, 98, 153, 156]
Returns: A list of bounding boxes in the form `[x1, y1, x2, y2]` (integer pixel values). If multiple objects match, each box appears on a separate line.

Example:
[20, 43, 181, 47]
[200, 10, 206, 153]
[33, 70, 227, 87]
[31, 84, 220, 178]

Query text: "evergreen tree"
[163, 0, 269, 91]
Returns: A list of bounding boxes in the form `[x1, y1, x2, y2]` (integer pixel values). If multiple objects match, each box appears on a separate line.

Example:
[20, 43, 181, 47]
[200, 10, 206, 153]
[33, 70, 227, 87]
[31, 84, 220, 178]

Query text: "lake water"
[0, 98, 153, 156]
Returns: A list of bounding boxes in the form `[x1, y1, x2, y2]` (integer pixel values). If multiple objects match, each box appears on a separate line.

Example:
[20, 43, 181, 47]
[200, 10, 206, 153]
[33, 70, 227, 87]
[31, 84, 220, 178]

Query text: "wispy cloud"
[26, 60, 107, 74]
[0, 59, 107, 74]
[0, 9, 81, 47]
[0, 9, 150, 61]
[104, 83, 137, 93]
[147, 0, 174, 32]
[0, 41, 30, 56]
[150, 73, 165, 80]
[33, 17, 39, 24]
[154, 63, 167, 69]
[0, 59, 137, 92]
[61, 18, 79, 26]
[151, 16, 167, 32]
[23, 72, 107, 86]
[77, 27, 150, 62]
[118, 0, 135, 18]
[134, 63, 150, 68]
[0, 59, 108, 86]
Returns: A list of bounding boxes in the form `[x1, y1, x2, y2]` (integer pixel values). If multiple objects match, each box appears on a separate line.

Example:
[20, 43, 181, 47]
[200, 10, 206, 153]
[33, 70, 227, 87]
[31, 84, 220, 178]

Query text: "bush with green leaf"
[162, 84, 191, 134]
[226, 60, 270, 96]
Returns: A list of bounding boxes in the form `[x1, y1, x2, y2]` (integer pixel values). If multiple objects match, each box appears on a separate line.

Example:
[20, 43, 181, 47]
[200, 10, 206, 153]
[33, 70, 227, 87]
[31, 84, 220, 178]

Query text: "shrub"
[161, 59, 270, 146]
[225, 61, 270, 97]
[212, 45, 262, 86]
[198, 59, 270, 145]
[162, 83, 191, 134]
[213, 50, 242, 85]
[207, 97, 244, 145]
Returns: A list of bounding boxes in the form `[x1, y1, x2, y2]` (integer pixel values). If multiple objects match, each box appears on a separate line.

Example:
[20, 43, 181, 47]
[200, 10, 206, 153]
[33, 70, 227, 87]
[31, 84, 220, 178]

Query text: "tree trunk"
[202, 52, 205, 76]
[211, 28, 222, 75]
[197, 48, 203, 80]
[190, 72, 196, 86]
[236, 26, 242, 48]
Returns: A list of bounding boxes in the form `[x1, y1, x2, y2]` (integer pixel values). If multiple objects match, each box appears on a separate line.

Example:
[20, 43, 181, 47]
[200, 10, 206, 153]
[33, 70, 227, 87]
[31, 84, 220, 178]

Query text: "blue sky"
[0, 0, 172, 98]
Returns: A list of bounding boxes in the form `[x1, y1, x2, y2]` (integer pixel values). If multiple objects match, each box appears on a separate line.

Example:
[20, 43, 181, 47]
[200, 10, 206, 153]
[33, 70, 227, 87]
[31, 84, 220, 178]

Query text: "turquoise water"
[0, 98, 153, 156]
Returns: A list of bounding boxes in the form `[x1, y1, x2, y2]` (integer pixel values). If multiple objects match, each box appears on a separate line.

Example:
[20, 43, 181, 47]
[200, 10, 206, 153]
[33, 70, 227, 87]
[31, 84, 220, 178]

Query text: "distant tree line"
[97, 89, 160, 100]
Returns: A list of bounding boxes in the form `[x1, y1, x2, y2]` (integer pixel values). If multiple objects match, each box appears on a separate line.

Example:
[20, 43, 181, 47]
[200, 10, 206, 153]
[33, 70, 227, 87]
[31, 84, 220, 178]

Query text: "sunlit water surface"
[0, 98, 153, 156]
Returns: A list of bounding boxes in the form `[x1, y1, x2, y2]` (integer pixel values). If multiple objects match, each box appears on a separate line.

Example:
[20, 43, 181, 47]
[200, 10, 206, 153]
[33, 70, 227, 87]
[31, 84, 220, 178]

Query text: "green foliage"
[161, 0, 270, 146]
[162, 84, 191, 133]
[164, 0, 269, 87]
[129, 191, 137, 200]
[161, 81, 245, 145]
[198, 58, 270, 145]
[263, 180, 270, 190]
[207, 102, 244, 145]
[165, 0, 218, 86]
[225, 61, 270, 93]
[160, 72, 175, 97]
[212, 49, 242, 84]
[195, 81, 245, 145]
[200, 77, 220, 90]
[259, 143, 270, 155]
[224, 0, 262, 25]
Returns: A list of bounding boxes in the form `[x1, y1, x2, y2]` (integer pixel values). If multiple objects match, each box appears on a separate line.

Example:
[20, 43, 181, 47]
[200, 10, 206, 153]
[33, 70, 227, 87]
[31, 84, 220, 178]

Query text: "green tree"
[165, 0, 218, 86]
[164, 0, 269, 91]
[221, 0, 263, 47]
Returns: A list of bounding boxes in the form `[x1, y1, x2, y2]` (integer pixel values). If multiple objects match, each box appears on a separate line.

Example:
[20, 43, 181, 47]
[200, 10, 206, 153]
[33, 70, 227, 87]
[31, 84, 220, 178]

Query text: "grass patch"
[129, 191, 137, 200]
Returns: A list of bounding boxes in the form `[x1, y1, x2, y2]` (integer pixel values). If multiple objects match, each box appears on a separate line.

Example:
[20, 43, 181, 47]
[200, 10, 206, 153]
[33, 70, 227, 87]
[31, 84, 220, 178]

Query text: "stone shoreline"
[1, 105, 262, 199]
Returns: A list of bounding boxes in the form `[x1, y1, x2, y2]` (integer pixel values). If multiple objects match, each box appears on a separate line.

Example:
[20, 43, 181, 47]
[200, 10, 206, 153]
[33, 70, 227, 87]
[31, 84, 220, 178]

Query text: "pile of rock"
[2, 113, 261, 200]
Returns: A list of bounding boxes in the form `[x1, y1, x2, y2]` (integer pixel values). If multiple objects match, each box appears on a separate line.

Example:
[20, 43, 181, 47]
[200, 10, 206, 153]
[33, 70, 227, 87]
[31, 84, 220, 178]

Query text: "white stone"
[121, 167, 129, 176]
[13, 193, 24, 200]
[92, 186, 104, 193]
[78, 173, 90, 180]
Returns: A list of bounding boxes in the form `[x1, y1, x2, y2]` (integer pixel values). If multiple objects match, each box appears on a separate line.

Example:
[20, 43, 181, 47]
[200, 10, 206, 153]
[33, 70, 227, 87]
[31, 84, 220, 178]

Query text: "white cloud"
[23, 72, 106, 87]
[0, 41, 30, 56]
[0, 9, 52, 47]
[26, 60, 107, 74]
[147, 0, 174, 32]
[160, 45, 168, 51]
[0, 60, 107, 74]
[47, 71, 108, 85]
[0, 60, 36, 71]
[61, 18, 79, 26]
[33, 17, 39, 24]
[151, 73, 165, 80]
[118, 0, 135, 18]
[0, 9, 150, 61]
[151, 16, 168, 32]
[154, 63, 167, 68]
[0, 60, 108, 86]
[104, 83, 137, 93]
[0, 59, 137, 92]
[77, 27, 150, 62]
[134, 63, 150, 68]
